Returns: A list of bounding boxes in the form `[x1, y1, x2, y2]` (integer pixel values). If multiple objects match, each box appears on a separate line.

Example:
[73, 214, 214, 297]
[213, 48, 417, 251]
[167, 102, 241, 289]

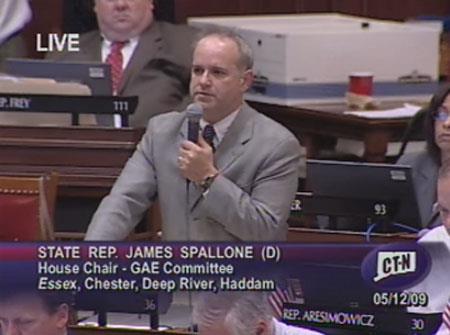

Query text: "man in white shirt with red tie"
[47, 0, 198, 237]
[48, 0, 196, 127]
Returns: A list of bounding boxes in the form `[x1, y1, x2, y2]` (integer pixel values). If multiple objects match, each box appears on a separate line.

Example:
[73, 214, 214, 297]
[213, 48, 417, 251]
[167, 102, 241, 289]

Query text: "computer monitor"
[4, 58, 112, 95]
[306, 159, 422, 231]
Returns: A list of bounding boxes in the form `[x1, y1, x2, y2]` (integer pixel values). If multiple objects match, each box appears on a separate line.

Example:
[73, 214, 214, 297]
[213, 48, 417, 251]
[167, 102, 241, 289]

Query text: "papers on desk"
[344, 103, 422, 119]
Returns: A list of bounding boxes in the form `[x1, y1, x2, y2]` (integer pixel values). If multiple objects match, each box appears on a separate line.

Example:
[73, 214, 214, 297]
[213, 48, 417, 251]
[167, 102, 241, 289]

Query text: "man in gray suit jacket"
[86, 28, 303, 241]
[48, 0, 196, 127]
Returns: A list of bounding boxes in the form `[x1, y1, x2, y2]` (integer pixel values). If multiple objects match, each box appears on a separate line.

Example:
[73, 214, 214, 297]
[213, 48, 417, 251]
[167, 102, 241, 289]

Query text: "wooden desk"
[248, 101, 415, 162]
[0, 125, 144, 197]
[0, 125, 146, 237]
[0, 124, 418, 239]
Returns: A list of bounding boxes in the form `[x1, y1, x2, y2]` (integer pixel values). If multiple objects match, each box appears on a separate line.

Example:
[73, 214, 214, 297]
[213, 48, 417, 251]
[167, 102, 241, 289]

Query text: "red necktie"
[106, 41, 126, 94]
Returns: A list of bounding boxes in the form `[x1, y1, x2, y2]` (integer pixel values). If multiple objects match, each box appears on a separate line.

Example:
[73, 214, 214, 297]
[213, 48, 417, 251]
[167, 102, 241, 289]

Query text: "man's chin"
[193, 99, 214, 110]
[194, 93, 214, 101]
[104, 29, 134, 41]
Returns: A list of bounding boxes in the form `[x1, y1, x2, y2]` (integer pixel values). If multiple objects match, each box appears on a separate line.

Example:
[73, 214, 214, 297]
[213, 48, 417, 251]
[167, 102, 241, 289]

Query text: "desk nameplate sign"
[0, 94, 138, 126]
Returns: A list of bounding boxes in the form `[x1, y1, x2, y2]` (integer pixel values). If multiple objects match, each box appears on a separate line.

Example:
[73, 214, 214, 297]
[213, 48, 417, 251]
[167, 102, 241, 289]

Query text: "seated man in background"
[85, 27, 303, 241]
[0, 0, 32, 71]
[419, 163, 450, 246]
[193, 291, 323, 335]
[407, 164, 450, 315]
[48, 0, 196, 127]
[0, 289, 71, 335]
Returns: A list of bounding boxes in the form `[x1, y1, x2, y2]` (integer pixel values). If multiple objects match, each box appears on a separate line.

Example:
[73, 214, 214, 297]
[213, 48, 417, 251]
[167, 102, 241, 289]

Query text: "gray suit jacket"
[86, 103, 302, 241]
[397, 150, 438, 227]
[48, 21, 196, 127]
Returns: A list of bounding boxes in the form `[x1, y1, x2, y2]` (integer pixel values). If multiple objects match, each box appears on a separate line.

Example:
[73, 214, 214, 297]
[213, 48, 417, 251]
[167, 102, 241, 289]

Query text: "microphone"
[184, 104, 202, 240]
[186, 103, 203, 143]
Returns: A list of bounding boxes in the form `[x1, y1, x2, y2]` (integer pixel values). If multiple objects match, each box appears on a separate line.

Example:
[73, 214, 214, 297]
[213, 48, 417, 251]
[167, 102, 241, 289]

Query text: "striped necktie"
[202, 124, 216, 152]
[106, 41, 127, 94]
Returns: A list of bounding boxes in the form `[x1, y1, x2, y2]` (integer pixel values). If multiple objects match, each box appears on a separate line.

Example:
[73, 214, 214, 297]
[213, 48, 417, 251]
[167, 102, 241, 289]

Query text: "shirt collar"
[200, 107, 240, 145]
[102, 36, 139, 48]
[100, 35, 140, 71]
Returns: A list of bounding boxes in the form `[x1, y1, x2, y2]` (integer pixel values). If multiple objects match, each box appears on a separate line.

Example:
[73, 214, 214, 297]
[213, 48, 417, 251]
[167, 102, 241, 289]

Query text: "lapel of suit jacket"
[215, 103, 255, 172]
[178, 103, 255, 172]
[118, 22, 163, 93]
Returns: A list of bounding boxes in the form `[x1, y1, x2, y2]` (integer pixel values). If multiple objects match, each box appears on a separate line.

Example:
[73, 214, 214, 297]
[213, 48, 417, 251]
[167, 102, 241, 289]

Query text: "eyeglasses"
[433, 105, 450, 122]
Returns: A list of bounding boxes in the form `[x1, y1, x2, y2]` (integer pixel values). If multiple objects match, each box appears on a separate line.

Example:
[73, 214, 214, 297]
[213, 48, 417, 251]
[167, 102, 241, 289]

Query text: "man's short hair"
[194, 26, 254, 71]
[193, 291, 272, 335]
[0, 289, 72, 315]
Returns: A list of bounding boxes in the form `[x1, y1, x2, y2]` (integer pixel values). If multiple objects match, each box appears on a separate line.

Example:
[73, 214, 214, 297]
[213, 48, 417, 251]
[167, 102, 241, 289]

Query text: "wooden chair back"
[0, 173, 58, 241]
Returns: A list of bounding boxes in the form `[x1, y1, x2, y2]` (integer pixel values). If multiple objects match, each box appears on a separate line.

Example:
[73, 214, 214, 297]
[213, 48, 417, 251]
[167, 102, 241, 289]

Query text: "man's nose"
[199, 71, 211, 85]
[114, 0, 129, 9]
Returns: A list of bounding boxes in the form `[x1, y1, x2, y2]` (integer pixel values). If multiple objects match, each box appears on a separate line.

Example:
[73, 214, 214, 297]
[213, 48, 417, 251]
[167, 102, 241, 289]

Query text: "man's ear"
[240, 69, 254, 92]
[255, 319, 271, 335]
[55, 304, 70, 329]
